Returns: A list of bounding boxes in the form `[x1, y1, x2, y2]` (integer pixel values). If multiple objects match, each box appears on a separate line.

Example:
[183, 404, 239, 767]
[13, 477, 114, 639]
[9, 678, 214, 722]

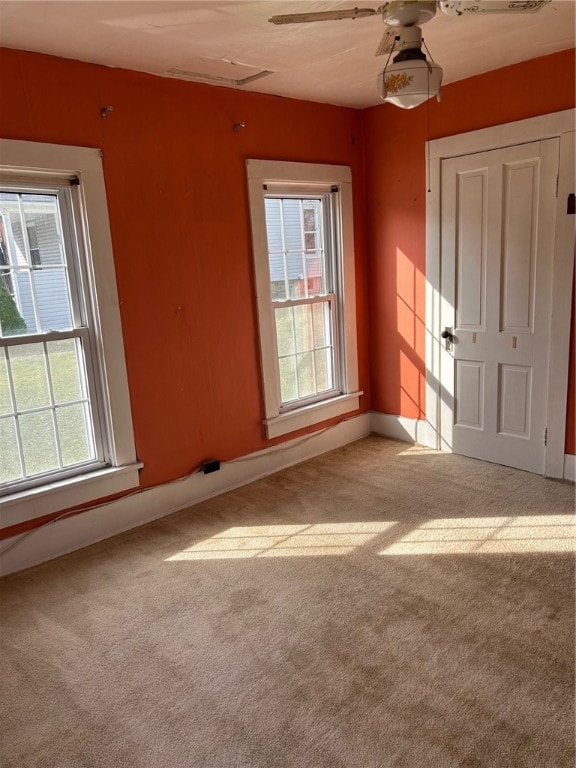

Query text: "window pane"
[279, 356, 298, 403]
[19, 410, 59, 476]
[9, 343, 51, 411]
[0, 349, 13, 416]
[264, 198, 283, 253]
[314, 348, 333, 393]
[303, 205, 318, 231]
[0, 269, 35, 336]
[57, 404, 93, 466]
[312, 301, 331, 348]
[288, 265, 305, 300]
[275, 307, 295, 357]
[21, 195, 65, 266]
[0, 417, 22, 483]
[305, 232, 316, 250]
[265, 199, 287, 301]
[305, 252, 324, 296]
[48, 338, 84, 403]
[293, 304, 313, 353]
[282, 199, 303, 251]
[296, 352, 315, 399]
[34, 268, 72, 331]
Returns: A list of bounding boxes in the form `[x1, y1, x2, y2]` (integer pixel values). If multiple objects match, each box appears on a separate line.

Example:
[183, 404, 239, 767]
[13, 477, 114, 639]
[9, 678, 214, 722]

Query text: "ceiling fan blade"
[440, 0, 551, 16]
[269, 7, 379, 25]
[375, 29, 396, 57]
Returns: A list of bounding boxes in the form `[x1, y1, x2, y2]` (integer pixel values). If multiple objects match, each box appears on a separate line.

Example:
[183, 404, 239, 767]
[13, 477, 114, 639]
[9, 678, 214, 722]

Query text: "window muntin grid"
[0, 185, 104, 493]
[0, 192, 73, 337]
[264, 195, 340, 409]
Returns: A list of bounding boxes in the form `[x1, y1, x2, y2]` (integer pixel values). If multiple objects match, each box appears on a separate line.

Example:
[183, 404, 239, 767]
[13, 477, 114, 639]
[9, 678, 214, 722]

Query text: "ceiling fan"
[269, 1, 552, 108]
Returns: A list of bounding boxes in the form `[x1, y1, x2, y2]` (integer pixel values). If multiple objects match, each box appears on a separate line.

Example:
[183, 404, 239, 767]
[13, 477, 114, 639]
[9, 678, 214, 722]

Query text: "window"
[0, 140, 140, 527]
[26, 222, 42, 267]
[247, 160, 361, 439]
[265, 195, 339, 407]
[0, 186, 101, 487]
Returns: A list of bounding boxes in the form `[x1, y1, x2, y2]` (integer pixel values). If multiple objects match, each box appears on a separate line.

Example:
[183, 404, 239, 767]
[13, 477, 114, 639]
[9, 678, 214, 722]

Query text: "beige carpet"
[1, 436, 574, 768]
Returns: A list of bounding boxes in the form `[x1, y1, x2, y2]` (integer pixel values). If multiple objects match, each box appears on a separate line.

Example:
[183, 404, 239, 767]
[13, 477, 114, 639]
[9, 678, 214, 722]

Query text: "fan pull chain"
[426, 57, 431, 193]
[422, 37, 439, 194]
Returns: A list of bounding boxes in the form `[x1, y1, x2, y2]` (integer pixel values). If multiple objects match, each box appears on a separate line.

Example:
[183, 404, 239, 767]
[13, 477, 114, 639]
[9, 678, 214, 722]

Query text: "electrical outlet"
[201, 459, 221, 474]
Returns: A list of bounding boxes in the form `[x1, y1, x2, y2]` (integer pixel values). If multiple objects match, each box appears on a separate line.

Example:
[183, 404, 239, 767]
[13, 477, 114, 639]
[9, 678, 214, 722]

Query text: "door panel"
[457, 171, 486, 331]
[498, 364, 531, 437]
[440, 139, 559, 473]
[456, 361, 484, 429]
[501, 159, 538, 333]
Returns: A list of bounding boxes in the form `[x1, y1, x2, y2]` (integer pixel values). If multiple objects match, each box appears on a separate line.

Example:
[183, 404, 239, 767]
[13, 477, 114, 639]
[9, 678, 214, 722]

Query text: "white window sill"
[265, 392, 362, 439]
[0, 463, 143, 528]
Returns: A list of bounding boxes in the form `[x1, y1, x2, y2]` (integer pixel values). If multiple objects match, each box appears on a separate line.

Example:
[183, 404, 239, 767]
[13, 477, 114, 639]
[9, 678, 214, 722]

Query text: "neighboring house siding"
[11, 216, 71, 332]
[265, 198, 323, 295]
[266, 198, 306, 283]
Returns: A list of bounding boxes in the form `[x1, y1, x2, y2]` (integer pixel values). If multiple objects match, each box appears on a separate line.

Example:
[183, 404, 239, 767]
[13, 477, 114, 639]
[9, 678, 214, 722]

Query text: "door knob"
[441, 327, 455, 351]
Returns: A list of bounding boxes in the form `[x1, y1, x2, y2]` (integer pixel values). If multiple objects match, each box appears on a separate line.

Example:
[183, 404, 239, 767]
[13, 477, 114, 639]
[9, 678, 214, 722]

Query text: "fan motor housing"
[381, 1, 437, 27]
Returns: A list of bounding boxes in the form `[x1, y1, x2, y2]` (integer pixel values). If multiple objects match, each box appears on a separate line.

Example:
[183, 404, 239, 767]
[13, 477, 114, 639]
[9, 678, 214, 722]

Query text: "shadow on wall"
[396, 247, 426, 415]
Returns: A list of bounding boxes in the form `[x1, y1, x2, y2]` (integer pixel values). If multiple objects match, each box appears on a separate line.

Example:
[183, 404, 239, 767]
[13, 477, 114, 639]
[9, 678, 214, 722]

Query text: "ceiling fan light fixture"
[378, 55, 443, 109]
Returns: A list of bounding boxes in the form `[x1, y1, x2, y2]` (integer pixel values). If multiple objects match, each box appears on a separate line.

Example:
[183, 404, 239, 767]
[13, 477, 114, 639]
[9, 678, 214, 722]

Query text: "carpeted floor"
[1, 436, 574, 768]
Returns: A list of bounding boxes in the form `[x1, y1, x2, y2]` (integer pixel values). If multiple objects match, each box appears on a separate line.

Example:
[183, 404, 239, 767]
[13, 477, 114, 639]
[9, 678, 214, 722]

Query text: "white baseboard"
[0, 413, 371, 577]
[564, 453, 576, 482]
[370, 412, 430, 445]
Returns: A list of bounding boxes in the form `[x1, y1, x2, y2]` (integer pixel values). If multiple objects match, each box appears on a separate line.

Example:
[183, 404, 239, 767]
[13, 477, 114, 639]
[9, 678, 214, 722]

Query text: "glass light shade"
[378, 58, 443, 109]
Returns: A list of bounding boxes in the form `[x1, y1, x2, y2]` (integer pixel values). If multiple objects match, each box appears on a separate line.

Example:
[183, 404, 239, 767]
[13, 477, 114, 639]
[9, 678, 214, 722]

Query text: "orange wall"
[0, 47, 370, 538]
[363, 49, 576, 453]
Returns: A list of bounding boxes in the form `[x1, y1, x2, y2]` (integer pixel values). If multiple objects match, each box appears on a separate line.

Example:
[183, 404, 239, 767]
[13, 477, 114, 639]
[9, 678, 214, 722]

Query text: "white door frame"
[425, 109, 575, 478]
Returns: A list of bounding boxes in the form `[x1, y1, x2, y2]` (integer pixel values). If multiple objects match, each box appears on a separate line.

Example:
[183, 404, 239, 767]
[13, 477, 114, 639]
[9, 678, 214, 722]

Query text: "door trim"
[425, 109, 575, 478]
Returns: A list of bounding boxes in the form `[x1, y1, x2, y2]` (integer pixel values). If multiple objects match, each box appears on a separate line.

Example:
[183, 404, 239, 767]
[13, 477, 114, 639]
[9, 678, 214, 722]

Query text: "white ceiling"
[0, 1, 574, 108]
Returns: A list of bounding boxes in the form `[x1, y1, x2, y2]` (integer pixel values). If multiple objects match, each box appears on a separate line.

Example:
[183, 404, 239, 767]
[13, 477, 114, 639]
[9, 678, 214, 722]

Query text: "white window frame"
[0, 139, 141, 528]
[247, 160, 361, 439]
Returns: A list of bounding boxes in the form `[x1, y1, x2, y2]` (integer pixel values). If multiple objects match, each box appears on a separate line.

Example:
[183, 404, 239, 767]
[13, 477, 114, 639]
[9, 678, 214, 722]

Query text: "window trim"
[0, 140, 140, 527]
[247, 160, 361, 439]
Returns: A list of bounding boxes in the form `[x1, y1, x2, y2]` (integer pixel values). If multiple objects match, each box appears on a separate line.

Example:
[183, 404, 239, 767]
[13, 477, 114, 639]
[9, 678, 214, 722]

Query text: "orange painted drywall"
[363, 49, 576, 454]
[0, 48, 370, 538]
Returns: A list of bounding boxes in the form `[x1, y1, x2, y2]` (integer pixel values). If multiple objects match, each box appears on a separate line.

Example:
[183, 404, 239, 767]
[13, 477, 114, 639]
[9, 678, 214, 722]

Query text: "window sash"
[0, 328, 106, 495]
[0, 180, 106, 495]
[0, 187, 85, 338]
[273, 294, 340, 411]
[265, 195, 330, 301]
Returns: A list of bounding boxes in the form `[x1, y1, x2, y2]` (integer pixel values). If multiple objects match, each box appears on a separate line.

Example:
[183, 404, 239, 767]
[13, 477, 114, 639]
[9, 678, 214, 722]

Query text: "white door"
[439, 138, 559, 474]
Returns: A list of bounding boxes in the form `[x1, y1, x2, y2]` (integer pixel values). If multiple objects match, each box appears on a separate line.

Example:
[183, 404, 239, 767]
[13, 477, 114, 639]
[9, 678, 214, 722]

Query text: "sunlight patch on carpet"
[378, 515, 576, 555]
[165, 515, 575, 561]
[165, 521, 397, 560]
[396, 446, 443, 456]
